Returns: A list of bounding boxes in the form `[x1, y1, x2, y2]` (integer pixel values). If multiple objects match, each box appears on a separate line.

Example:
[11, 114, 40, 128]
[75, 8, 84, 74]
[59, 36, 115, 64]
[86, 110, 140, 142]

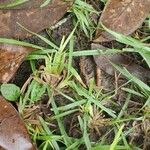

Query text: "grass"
[70, 0, 99, 38]
[0, 0, 150, 150]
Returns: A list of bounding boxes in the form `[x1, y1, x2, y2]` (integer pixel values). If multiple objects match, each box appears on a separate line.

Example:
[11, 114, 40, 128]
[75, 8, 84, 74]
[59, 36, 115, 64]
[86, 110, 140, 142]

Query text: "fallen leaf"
[0, 96, 36, 150]
[0, 0, 45, 9]
[92, 44, 150, 82]
[0, 44, 34, 83]
[92, 0, 150, 82]
[94, 0, 150, 42]
[0, 0, 71, 38]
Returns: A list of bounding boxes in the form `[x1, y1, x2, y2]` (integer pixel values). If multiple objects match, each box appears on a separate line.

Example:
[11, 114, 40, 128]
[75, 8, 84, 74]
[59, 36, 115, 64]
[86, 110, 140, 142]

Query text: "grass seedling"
[71, 0, 99, 38]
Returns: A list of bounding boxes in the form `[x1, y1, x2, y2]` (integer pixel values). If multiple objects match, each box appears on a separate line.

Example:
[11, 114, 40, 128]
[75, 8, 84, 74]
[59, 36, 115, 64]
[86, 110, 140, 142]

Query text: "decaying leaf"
[0, 96, 36, 150]
[0, 0, 46, 9]
[0, 44, 35, 83]
[0, 0, 71, 83]
[92, 44, 150, 82]
[0, 0, 71, 38]
[92, 0, 150, 82]
[94, 0, 150, 43]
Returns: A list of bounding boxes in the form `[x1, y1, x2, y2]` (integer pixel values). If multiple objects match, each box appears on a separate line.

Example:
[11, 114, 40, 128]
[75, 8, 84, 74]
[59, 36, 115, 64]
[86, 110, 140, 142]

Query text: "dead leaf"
[0, 44, 35, 83]
[0, 0, 46, 9]
[0, 96, 36, 150]
[0, 0, 71, 38]
[0, 0, 72, 82]
[92, 44, 150, 82]
[92, 0, 150, 82]
[94, 0, 150, 43]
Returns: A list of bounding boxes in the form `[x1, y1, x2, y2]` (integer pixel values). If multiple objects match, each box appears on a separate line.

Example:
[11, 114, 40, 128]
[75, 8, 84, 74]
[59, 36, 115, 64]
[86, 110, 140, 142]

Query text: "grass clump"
[1, 25, 150, 149]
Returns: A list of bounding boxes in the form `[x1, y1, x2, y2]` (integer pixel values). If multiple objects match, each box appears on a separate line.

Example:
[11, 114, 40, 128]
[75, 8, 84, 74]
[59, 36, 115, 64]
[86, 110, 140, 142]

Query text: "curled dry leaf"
[0, 96, 36, 150]
[0, 0, 71, 38]
[94, 0, 150, 43]
[0, 44, 35, 83]
[92, 44, 150, 82]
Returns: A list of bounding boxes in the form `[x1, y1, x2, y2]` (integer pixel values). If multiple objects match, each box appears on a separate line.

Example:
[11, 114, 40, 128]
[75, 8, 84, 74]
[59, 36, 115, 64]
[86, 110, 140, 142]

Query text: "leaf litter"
[93, 0, 150, 83]
[0, 44, 35, 83]
[0, 0, 71, 149]
[0, 0, 46, 9]
[94, 0, 150, 42]
[0, 0, 150, 149]
[0, 0, 71, 38]
[0, 96, 36, 150]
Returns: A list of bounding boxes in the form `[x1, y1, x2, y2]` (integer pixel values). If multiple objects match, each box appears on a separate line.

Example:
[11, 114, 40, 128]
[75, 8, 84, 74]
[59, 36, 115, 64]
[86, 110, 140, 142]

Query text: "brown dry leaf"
[0, 0, 71, 82]
[92, 0, 150, 82]
[0, 0, 46, 9]
[94, 0, 150, 43]
[0, 96, 36, 150]
[0, 0, 71, 38]
[92, 44, 150, 82]
[0, 44, 35, 83]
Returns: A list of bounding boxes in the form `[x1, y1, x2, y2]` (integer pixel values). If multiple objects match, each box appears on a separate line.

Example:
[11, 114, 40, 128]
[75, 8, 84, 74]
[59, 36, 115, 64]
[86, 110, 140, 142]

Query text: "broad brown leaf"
[92, 44, 150, 82]
[0, 0, 45, 9]
[0, 96, 36, 150]
[94, 0, 150, 42]
[0, 44, 34, 83]
[0, 0, 71, 38]
[92, 0, 150, 82]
